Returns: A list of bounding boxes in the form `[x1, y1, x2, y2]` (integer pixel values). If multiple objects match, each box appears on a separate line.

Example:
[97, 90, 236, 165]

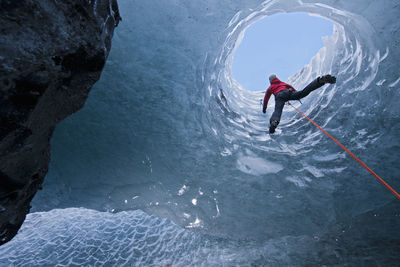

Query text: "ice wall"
[2, 0, 399, 265]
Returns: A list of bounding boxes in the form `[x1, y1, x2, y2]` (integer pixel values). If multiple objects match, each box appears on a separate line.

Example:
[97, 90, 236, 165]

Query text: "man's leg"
[290, 75, 336, 100]
[290, 78, 323, 100]
[269, 97, 286, 133]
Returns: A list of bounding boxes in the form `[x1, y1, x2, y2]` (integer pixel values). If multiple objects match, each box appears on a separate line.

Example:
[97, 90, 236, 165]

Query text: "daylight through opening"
[232, 12, 333, 92]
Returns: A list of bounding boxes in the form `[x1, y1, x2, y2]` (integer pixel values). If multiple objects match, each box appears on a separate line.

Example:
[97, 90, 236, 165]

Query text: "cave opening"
[232, 12, 333, 92]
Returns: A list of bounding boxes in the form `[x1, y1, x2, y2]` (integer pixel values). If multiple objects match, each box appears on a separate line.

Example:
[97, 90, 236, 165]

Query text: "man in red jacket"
[263, 74, 336, 133]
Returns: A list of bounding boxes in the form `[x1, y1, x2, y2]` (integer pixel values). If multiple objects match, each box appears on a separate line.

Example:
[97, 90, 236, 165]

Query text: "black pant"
[270, 78, 322, 125]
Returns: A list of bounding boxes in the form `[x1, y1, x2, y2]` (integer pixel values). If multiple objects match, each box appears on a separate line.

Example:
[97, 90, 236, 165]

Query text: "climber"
[263, 74, 336, 133]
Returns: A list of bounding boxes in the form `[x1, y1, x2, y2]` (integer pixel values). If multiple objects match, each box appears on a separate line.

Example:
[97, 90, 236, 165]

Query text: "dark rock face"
[0, 0, 120, 245]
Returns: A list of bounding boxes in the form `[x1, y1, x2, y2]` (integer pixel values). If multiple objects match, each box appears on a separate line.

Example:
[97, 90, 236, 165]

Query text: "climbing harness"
[288, 102, 400, 200]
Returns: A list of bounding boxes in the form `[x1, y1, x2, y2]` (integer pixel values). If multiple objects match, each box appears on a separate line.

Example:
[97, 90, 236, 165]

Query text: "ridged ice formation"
[1, 0, 399, 265]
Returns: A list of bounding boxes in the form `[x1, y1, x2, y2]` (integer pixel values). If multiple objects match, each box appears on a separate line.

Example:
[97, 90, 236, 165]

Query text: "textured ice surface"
[0, 208, 317, 266]
[3, 0, 400, 265]
[0, 208, 214, 266]
[1, 205, 399, 266]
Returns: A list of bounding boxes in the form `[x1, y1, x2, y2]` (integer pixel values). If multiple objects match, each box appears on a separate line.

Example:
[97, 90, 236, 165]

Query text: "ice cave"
[0, 0, 399, 265]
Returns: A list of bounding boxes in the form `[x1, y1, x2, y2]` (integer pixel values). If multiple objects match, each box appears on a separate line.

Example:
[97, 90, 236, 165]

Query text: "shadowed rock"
[0, 0, 121, 245]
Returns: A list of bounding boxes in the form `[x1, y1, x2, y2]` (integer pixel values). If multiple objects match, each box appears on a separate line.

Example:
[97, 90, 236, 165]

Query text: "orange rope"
[288, 102, 400, 200]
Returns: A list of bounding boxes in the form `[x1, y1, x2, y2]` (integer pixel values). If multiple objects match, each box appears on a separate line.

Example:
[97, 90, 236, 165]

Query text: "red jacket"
[263, 78, 296, 112]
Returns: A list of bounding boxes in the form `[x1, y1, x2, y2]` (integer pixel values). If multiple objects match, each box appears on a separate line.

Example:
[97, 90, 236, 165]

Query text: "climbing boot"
[269, 120, 278, 134]
[319, 75, 336, 84]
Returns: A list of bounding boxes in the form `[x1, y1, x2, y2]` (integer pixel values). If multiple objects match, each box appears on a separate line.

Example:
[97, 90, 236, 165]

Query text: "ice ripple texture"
[1, 206, 399, 266]
[2, 0, 400, 265]
[0, 208, 320, 266]
[0, 208, 210, 266]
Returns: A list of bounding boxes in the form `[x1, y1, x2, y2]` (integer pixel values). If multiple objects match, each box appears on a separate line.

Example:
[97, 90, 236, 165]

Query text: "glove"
[262, 109, 266, 114]
[319, 74, 336, 84]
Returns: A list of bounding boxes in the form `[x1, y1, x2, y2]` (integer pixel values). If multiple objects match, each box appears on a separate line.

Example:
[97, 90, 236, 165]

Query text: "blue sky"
[232, 12, 333, 91]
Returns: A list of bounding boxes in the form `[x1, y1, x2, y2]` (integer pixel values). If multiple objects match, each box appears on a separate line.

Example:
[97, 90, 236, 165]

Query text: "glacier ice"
[2, 0, 400, 265]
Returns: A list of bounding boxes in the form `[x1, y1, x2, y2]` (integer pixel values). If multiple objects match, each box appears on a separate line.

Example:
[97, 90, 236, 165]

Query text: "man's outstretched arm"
[262, 89, 272, 113]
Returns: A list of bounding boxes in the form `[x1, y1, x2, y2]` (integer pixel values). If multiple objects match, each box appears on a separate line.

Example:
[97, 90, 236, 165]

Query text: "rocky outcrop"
[0, 0, 120, 245]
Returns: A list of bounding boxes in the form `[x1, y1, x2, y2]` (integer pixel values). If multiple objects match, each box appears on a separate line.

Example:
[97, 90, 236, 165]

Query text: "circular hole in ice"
[232, 12, 333, 92]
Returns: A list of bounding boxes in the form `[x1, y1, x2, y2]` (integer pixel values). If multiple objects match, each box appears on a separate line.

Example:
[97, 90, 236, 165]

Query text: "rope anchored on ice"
[289, 102, 400, 200]
[261, 74, 399, 199]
